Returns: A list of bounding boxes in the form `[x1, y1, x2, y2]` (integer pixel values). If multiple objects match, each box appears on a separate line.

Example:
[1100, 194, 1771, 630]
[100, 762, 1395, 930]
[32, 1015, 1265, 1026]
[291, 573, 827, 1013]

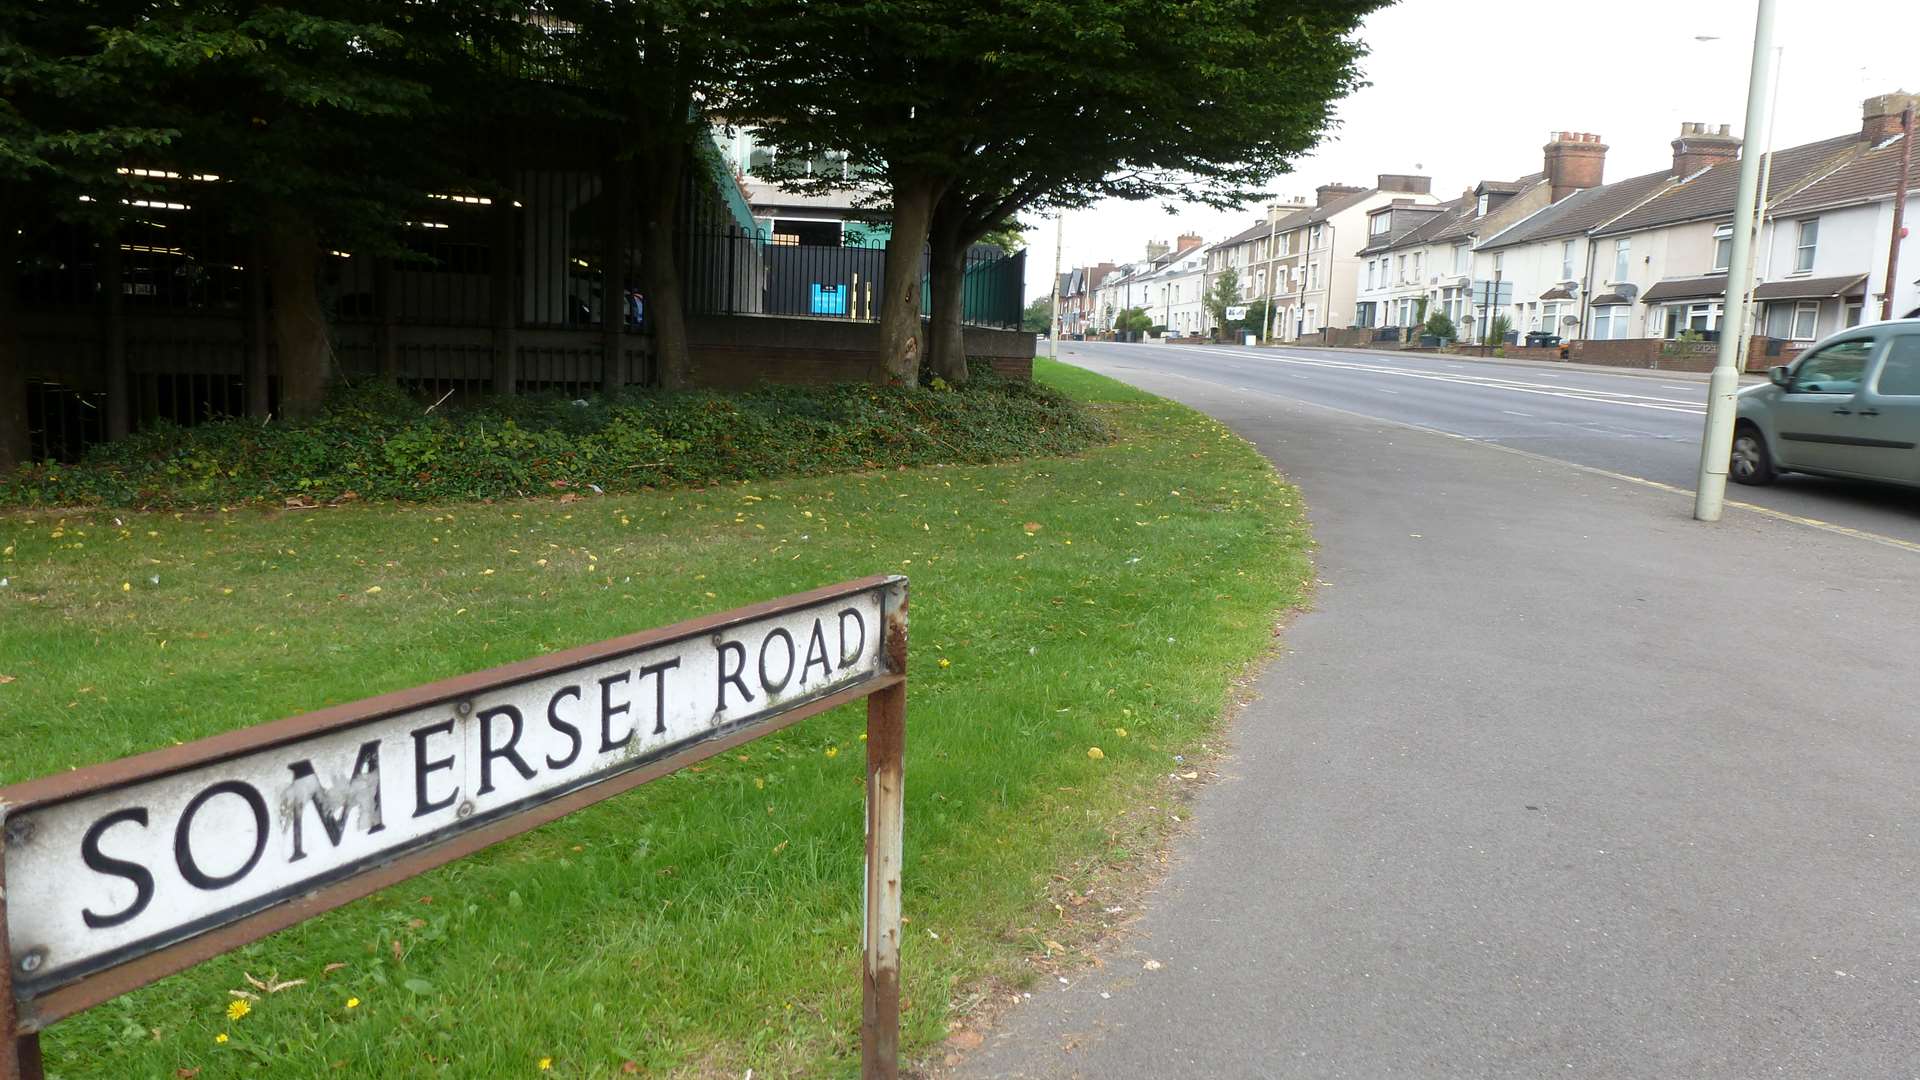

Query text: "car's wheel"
[1731, 424, 1775, 486]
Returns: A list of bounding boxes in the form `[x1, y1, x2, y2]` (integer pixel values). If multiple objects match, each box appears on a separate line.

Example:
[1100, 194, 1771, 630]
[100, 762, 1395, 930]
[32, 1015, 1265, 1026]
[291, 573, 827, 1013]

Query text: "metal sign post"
[1, 576, 908, 1080]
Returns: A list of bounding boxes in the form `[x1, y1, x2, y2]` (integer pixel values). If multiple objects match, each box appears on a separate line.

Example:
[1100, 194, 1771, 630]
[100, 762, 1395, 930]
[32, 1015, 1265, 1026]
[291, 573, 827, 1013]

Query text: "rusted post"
[1, 823, 46, 1080]
[861, 583, 908, 1080]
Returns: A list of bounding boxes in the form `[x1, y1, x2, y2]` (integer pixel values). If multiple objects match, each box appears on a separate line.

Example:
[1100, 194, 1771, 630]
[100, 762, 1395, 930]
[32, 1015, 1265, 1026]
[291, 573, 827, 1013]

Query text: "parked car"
[1732, 318, 1920, 487]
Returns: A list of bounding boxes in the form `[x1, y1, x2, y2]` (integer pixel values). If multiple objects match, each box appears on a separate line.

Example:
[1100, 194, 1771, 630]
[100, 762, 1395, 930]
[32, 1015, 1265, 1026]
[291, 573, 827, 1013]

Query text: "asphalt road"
[1067, 341, 1920, 546]
[957, 342, 1920, 1079]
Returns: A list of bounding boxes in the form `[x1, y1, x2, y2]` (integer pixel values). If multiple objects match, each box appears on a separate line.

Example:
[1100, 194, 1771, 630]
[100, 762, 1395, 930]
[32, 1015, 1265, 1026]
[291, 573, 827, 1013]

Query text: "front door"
[1771, 336, 1884, 475]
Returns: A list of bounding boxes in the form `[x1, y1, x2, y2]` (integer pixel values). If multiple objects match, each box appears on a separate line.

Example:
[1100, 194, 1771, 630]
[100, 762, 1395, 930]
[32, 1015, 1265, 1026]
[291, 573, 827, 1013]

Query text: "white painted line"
[1501, 410, 1533, 417]
[1661, 384, 1694, 391]
[1377, 388, 1400, 395]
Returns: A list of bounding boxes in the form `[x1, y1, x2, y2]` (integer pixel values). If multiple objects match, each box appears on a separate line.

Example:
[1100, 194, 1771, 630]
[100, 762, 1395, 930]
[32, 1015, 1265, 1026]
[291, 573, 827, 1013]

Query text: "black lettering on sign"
[838, 607, 867, 669]
[802, 619, 832, 684]
[599, 671, 634, 752]
[285, 740, 386, 863]
[175, 781, 269, 891]
[411, 719, 459, 818]
[640, 658, 680, 735]
[79, 808, 155, 929]
[546, 685, 583, 769]
[477, 705, 536, 795]
[759, 628, 796, 694]
[716, 640, 754, 710]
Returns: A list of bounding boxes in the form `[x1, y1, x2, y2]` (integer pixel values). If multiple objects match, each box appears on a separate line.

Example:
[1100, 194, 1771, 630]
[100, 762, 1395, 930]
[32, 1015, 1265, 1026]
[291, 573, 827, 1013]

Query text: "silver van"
[1733, 319, 1920, 488]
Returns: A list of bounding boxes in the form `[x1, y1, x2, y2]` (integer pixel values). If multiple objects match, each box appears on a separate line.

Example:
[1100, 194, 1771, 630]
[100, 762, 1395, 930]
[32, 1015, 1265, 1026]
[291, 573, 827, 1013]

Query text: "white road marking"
[1377, 388, 1400, 395]
[1661, 384, 1694, 391]
[1502, 410, 1533, 417]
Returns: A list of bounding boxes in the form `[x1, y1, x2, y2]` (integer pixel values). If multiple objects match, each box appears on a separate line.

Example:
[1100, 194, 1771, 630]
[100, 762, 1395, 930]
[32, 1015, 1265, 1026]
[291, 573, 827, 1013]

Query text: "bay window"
[1590, 304, 1630, 340]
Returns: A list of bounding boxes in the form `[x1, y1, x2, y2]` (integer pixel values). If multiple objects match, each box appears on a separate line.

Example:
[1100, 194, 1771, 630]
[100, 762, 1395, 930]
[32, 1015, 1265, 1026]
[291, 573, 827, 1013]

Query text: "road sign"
[1472, 280, 1514, 306]
[1, 577, 910, 1080]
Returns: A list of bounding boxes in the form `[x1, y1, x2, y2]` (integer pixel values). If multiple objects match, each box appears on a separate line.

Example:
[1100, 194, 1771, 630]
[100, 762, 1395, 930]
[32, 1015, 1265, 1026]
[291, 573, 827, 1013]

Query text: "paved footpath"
[958, 354, 1920, 1079]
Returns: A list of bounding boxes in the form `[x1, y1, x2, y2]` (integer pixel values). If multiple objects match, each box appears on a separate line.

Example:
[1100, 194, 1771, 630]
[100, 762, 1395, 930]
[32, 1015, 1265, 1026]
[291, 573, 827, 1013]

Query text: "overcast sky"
[1020, 0, 1918, 299]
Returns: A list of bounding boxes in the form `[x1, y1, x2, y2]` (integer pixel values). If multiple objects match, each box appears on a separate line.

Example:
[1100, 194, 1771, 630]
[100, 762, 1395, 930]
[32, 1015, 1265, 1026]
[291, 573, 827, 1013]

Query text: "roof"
[1217, 218, 1274, 249]
[1538, 285, 1575, 300]
[1769, 133, 1917, 215]
[1481, 168, 1676, 249]
[1590, 292, 1631, 306]
[1752, 273, 1868, 300]
[1594, 132, 1865, 236]
[1641, 274, 1728, 302]
[1356, 205, 1447, 255]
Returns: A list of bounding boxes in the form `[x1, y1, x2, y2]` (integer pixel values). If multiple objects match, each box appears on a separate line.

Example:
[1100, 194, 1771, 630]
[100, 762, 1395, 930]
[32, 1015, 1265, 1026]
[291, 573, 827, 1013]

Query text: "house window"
[1304, 305, 1318, 333]
[1712, 224, 1733, 272]
[1413, 251, 1423, 280]
[1560, 240, 1574, 281]
[1845, 301, 1864, 327]
[1396, 254, 1406, 283]
[1794, 218, 1819, 273]
[1309, 225, 1323, 249]
[1366, 260, 1376, 289]
[1308, 262, 1320, 289]
[1452, 244, 1468, 273]
[1665, 301, 1723, 338]
[1591, 304, 1629, 339]
[1370, 213, 1390, 237]
[1476, 194, 1489, 217]
[1613, 238, 1631, 282]
[1791, 300, 1819, 340]
[1540, 302, 1562, 334]
[1493, 252, 1504, 273]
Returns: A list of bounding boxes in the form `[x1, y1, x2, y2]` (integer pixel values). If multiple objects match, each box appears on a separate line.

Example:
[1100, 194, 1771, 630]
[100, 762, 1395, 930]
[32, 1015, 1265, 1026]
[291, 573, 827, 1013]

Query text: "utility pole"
[1048, 214, 1063, 361]
[1738, 45, 1785, 356]
[1883, 102, 1914, 321]
[1694, 0, 1777, 522]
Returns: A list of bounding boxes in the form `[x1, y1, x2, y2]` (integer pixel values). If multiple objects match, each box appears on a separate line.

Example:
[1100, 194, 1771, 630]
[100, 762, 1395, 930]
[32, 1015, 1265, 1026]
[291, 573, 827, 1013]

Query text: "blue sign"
[810, 283, 849, 316]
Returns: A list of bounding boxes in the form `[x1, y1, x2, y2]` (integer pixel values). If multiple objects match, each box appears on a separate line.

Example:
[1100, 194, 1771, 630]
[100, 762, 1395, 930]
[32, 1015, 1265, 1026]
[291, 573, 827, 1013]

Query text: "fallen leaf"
[945, 1029, 985, 1051]
[1143, 959, 1163, 971]
[0, 675, 15, 685]
[176, 1069, 201, 1079]
[1042, 939, 1066, 953]
[323, 962, 348, 974]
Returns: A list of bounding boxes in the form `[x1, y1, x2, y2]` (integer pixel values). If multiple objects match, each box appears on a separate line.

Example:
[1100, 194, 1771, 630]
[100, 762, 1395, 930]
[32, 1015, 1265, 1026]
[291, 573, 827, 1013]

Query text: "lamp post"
[1694, 0, 1777, 522]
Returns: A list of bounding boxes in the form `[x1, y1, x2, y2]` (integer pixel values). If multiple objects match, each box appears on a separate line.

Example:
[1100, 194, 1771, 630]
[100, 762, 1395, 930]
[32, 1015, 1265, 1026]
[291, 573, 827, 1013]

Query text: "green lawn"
[0, 359, 1312, 1078]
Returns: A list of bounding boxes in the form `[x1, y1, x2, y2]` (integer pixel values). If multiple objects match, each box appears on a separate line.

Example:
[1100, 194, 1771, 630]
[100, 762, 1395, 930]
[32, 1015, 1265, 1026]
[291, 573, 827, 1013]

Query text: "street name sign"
[0, 576, 909, 1080]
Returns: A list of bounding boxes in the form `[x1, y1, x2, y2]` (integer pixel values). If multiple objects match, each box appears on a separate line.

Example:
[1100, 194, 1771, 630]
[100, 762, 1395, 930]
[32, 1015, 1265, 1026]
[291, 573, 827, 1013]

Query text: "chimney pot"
[1542, 129, 1608, 203]
[1862, 90, 1920, 140]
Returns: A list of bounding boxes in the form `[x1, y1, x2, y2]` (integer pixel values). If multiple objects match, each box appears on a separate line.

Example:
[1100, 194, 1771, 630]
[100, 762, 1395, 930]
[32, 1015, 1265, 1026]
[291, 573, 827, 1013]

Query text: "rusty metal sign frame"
[0, 575, 908, 1080]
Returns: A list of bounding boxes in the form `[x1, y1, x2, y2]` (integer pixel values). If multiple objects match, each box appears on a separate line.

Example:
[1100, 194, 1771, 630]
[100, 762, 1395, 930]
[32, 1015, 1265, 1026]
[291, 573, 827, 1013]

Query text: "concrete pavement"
[958, 348, 1920, 1078]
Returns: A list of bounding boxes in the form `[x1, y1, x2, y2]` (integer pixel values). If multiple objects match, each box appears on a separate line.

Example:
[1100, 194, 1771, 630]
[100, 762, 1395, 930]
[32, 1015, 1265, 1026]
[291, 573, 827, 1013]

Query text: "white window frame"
[1452, 244, 1467, 273]
[1309, 225, 1323, 249]
[1560, 239, 1574, 281]
[1476, 194, 1489, 216]
[1370, 213, 1390, 237]
[1396, 254, 1406, 283]
[1613, 238, 1631, 282]
[1592, 304, 1629, 340]
[1794, 218, 1818, 274]
[1712, 224, 1733, 273]
[1790, 300, 1819, 341]
[1413, 251, 1424, 280]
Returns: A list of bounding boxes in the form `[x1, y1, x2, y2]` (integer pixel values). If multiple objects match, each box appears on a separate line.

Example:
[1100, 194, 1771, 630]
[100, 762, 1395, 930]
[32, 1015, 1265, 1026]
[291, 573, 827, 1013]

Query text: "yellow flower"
[215, 1033, 229, 1044]
[936, 657, 951, 669]
[824, 746, 839, 758]
[226, 999, 251, 1021]
[1086, 746, 1106, 760]
[538, 1058, 553, 1071]
[1114, 727, 1128, 738]
[345, 997, 360, 1009]
[121, 582, 131, 592]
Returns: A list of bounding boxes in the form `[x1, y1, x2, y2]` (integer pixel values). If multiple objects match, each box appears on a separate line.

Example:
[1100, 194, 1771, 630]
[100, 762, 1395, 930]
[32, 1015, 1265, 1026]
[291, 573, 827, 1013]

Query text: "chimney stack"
[1863, 91, 1920, 140]
[1145, 239, 1170, 260]
[1671, 122, 1741, 177]
[1315, 182, 1366, 207]
[1376, 173, 1431, 194]
[1542, 130, 1608, 202]
[1174, 233, 1203, 254]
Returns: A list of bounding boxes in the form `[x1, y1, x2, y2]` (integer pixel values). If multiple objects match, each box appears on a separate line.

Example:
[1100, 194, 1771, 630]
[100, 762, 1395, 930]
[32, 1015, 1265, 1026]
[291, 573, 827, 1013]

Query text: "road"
[1070, 341, 1920, 547]
[958, 341, 1920, 1079]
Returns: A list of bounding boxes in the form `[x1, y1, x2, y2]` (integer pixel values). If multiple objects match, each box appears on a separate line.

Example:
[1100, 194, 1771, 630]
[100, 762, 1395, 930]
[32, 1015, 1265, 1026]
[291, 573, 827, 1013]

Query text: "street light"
[1694, 0, 1776, 522]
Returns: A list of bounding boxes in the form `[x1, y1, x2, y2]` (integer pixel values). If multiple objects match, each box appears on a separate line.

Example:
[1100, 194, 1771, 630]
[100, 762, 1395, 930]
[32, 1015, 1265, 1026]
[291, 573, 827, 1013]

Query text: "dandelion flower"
[936, 657, 951, 669]
[226, 999, 251, 1021]
[215, 1033, 229, 1044]
[538, 1058, 553, 1071]
[345, 997, 360, 1009]
[824, 746, 840, 758]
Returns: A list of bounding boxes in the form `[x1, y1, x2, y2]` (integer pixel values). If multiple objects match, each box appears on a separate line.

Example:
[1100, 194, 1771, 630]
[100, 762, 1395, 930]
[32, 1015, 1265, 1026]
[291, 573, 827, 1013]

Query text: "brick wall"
[1570, 336, 1777, 373]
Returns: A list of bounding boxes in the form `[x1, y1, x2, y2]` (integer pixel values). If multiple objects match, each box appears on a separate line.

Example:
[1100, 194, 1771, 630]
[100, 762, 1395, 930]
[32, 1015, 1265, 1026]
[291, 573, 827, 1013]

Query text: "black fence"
[683, 227, 1027, 329]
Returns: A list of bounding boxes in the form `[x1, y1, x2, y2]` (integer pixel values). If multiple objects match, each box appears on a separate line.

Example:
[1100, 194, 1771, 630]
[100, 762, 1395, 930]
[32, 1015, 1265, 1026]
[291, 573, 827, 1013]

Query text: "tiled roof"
[1217, 218, 1273, 248]
[1481, 168, 1676, 249]
[1753, 274, 1868, 300]
[1538, 285, 1575, 300]
[1590, 292, 1632, 306]
[1642, 274, 1728, 302]
[1593, 132, 1865, 236]
[1770, 133, 1917, 215]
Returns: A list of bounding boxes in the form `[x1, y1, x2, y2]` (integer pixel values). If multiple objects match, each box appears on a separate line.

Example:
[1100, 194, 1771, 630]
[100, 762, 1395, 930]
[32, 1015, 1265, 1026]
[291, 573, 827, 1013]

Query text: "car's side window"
[1872, 333, 1920, 397]
[1789, 339, 1875, 394]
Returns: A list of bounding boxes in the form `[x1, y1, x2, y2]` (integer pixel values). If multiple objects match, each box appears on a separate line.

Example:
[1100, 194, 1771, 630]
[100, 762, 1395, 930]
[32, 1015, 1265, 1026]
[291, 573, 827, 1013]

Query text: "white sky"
[1021, 0, 1918, 299]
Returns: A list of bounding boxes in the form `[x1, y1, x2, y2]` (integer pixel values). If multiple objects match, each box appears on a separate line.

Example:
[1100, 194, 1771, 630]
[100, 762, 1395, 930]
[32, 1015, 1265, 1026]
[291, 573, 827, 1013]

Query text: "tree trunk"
[0, 225, 26, 471]
[878, 172, 942, 386]
[925, 205, 970, 385]
[265, 215, 331, 420]
[637, 144, 692, 389]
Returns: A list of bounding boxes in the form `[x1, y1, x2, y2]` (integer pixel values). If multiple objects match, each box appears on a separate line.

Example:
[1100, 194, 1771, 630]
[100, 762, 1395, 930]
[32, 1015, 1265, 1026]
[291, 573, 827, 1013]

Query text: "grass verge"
[0, 358, 1312, 1078]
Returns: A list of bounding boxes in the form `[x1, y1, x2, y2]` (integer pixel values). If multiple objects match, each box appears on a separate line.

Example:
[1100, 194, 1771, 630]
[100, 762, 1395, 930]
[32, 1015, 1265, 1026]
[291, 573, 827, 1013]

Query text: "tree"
[1021, 295, 1054, 334]
[1117, 307, 1153, 334]
[905, 0, 1384, 382]
[1, 1, 180, 468]
[1424, 310, 1457, 342]
[1205, 269, 1242, 333]
[541, 0, 754, 389]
